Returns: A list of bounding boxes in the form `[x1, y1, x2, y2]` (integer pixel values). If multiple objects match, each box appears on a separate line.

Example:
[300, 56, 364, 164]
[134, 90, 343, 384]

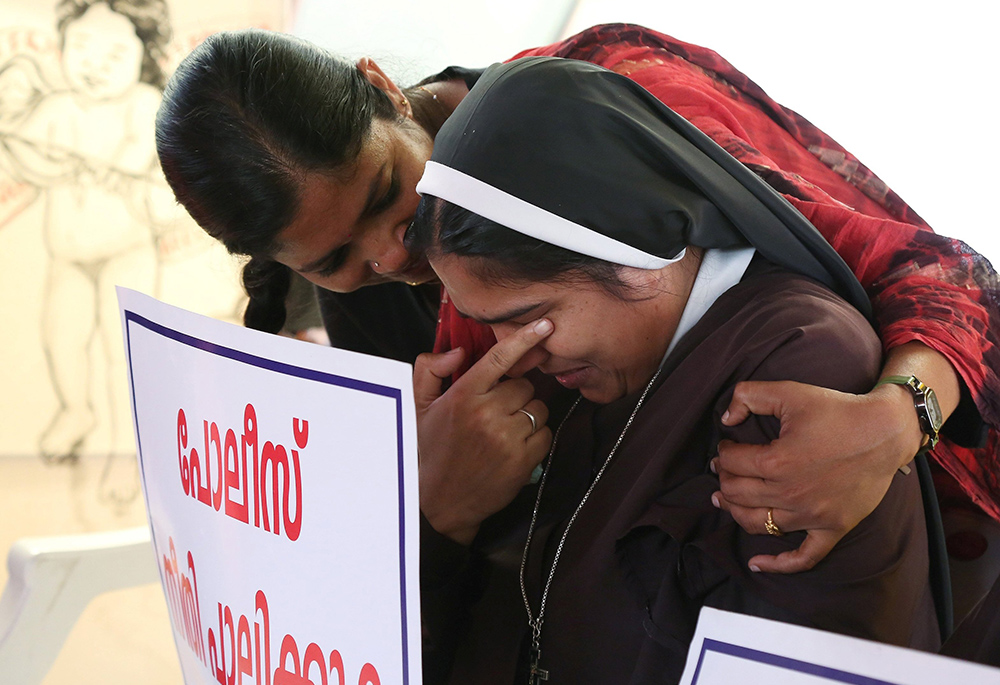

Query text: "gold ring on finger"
[517, 408, 538, 434]
[765, 508, 783, 537]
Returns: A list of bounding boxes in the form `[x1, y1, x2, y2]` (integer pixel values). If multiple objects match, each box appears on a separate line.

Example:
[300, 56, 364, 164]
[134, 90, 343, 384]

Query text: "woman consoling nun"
[154, 25, 1000, 576]
[408, 56, 938, 684]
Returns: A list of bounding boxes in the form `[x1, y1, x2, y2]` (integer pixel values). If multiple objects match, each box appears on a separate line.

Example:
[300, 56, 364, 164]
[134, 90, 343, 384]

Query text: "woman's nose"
[366, 220, 412, 275]
[507, 344, 548, 378]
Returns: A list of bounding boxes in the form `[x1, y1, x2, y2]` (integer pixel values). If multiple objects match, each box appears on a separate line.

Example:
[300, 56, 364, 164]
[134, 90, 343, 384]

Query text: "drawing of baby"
[0, 0, 173, 487]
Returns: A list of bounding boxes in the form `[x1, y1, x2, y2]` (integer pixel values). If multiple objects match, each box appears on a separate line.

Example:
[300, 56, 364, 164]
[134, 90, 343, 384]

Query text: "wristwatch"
[875, 374, 943, 454]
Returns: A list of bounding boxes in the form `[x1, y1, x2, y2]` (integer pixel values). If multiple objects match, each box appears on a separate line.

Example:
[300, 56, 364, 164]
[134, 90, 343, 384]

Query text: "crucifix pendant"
[528, 644, 549, 684]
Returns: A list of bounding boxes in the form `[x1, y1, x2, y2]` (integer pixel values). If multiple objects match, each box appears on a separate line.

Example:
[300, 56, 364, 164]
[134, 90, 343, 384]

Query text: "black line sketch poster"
[0, 1, 284, 476]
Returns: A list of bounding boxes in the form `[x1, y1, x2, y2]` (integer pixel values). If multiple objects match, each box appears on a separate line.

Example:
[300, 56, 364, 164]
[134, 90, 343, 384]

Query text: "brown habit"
[421, 262, 939, 684]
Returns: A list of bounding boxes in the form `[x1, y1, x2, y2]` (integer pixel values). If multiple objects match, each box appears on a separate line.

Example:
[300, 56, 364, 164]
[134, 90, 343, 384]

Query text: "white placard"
[118, 287, 422, 685]
[680, 607, 1000, 685]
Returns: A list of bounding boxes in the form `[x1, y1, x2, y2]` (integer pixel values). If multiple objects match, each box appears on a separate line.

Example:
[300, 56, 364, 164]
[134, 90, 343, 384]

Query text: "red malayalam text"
[177, 404, 306, 541]
[162, 536, 207, 665]
[208, 589, 381, 685]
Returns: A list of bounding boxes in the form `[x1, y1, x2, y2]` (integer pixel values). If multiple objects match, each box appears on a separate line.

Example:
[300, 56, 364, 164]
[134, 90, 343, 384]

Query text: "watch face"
[924, 387, 944, 432]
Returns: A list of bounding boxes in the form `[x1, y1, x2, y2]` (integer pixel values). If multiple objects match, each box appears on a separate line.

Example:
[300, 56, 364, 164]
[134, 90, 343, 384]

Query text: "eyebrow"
[297, 164, 388, 273]
[455, 301, 543, 326]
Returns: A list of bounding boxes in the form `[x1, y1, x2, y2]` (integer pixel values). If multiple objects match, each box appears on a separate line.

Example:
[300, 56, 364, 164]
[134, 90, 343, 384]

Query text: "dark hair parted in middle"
[154, 29, 399, 331]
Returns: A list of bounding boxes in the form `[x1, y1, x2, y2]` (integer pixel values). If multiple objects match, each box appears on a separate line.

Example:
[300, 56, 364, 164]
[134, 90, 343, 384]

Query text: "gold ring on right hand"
[765, 508, 783, 537]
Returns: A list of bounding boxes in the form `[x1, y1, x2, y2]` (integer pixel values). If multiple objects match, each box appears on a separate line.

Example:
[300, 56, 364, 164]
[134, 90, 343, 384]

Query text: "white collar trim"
[662, 246, 757, 361]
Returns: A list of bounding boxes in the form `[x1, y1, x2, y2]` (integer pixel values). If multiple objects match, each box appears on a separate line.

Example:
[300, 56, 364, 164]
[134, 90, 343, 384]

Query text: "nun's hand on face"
[710, 380, 918, 574]
[413, 319, 555, 545]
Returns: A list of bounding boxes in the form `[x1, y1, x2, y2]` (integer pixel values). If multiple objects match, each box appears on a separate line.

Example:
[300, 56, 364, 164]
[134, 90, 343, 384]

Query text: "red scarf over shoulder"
[433, 24, 1000, 519]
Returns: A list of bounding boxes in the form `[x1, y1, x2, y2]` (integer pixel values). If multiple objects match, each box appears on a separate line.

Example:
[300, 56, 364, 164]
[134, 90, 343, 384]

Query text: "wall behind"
[291, 0, 579, 91]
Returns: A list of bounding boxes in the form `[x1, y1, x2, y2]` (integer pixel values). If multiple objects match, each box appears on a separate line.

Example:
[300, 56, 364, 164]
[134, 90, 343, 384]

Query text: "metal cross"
[528, 645, 549, 684]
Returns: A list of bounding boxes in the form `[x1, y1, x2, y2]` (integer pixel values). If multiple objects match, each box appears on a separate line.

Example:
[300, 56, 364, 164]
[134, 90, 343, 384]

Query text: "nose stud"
[372, 261, 380, 269]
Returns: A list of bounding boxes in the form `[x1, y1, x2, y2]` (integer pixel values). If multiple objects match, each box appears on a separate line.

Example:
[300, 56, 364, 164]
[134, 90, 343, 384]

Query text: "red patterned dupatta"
[433, 23, 1000, 519]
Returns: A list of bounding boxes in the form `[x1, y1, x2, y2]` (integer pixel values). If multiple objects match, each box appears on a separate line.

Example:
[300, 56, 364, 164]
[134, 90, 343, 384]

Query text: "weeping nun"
[409, 57, 938, 684]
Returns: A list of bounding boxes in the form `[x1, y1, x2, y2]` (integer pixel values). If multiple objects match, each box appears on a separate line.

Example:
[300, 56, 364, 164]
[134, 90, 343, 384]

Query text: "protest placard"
[680, 607, 1000, 685]
[118, 287, 421, 685]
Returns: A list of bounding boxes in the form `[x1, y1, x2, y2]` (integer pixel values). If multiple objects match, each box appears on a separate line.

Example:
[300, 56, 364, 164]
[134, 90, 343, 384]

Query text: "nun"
[409, 57, 939, 684]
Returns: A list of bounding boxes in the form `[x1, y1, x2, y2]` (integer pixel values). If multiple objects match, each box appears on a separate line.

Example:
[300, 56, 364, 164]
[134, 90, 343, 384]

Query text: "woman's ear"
[356, 57, 410, 117]
[620, 247, 703, 296]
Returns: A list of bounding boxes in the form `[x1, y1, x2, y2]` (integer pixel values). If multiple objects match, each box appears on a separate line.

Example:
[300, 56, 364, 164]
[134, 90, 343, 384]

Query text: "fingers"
[716, 499, 798, 537]
[413, 347, 466, 411]
[714, 457, 780, 508]
[713, 438, 793, 509]
[523, 398, 549, 429]
[490, 376, 538, 414]
[522, 426, 552, 485]
[458, 319, 553, 393]
[715, 439, 774, 479]
[715, 498, 842, 573]
[722, 380, 795, 426]
[748, 531, 841, 574]
[515, 398, 550, 438]
[523, 426, 553, 473]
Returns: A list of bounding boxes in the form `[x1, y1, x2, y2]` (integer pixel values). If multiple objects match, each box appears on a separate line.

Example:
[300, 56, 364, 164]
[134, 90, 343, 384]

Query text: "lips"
[547, 365, 592, 389]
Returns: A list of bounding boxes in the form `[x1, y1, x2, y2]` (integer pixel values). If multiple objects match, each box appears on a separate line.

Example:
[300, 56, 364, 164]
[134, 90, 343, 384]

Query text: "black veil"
[416, 56, 870, 318]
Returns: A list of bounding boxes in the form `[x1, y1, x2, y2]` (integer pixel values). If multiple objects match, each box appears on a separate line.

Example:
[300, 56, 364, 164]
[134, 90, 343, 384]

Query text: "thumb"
[748, 530, 839, 574]
[413, 348, 466, 411]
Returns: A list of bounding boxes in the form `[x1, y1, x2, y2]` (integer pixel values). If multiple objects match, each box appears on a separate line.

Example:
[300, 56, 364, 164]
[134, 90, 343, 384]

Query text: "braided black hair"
[240, 256, 291, 333]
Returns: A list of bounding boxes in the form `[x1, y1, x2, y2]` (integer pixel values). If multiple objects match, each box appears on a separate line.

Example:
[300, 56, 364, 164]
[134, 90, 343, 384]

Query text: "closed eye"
[313, 245, 349, 277]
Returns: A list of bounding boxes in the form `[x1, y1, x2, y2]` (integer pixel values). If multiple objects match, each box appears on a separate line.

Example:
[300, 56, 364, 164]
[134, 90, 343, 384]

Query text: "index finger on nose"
[458, 318, 553, 393]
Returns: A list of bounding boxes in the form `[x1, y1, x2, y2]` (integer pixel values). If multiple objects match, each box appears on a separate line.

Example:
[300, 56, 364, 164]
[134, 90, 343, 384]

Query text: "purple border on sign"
[124, 311, 412, 685]
[689, 638, 899, 685]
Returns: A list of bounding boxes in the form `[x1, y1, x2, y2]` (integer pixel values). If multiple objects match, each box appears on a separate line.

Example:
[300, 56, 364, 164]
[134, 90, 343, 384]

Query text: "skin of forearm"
[870, 341, 962, 468]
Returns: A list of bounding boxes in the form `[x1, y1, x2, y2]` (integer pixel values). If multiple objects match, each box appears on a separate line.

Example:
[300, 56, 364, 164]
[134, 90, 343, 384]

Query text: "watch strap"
[878, 374, 919, 387]
[874, 374, 940, 455]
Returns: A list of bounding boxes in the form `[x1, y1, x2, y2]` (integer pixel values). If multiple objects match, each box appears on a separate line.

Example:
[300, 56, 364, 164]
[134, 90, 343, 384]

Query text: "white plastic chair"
[0, 526, 159, 684]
